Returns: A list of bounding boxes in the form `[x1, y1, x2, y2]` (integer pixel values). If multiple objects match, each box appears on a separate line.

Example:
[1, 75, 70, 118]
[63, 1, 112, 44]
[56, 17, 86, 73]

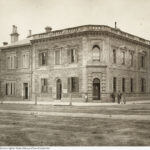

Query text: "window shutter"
[75, 49, 78, 63]
[68, 77, 71, 93]
[67, 50, 71, 64]
[14, 56, 16, 69]
[144, 55, 146, 69]
[144, 79, 146, 92]
[7, 57, 9, 69]
[41, 79, 44, 92]
[15, 56, 18, 68]
[6, 83, 7, 95]
[45, 52, 47, 65]
[45, 79, 48, 92]
[75, 77, 79, 92]
[138, 54, 141, 69]
[39, 53, 42, 66]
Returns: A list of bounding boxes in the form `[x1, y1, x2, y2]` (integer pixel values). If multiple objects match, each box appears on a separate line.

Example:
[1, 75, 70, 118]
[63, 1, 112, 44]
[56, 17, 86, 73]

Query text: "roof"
[0, 37, 32, 49]
[31, 25, 150, 46]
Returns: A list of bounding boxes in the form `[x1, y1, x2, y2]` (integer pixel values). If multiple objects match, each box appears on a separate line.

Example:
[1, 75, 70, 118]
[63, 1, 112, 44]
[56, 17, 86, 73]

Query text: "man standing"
[117, 91, 122, 104]
[122, 92, 126, 104]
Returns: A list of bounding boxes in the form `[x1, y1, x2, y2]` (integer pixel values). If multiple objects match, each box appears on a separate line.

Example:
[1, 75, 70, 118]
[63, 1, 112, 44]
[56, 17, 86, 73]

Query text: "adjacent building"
[0, 25, 150, 102]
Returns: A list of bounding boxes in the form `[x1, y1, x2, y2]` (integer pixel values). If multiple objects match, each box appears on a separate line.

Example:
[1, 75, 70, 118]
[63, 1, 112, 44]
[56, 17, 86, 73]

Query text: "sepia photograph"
[0, 0, 150, 148]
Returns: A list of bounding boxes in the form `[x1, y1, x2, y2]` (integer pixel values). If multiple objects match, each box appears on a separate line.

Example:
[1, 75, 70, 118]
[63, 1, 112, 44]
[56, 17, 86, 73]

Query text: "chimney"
[10, 25, 19, 43]
[3, 42, 8, 46]
[45, 26, 52, 33]
[115, 21, 117, 29]
[27, 29, 32, 37]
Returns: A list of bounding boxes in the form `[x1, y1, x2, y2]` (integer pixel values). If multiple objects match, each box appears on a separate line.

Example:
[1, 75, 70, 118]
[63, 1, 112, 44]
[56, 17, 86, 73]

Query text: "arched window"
[92, 45, 100, 61]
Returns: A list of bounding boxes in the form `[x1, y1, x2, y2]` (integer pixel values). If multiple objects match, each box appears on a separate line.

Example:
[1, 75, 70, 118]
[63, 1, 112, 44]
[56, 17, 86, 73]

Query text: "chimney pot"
[3, 42, 8, 46]
[45, 26, 52, 33]
[10, 25, 19, 43]
[115, 22, 117, 29]
[27, 29, 32, 37]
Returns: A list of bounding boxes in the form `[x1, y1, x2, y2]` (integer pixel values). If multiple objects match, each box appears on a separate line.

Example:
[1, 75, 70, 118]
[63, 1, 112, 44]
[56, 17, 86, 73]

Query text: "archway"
[93, 78, 100, 100]
[56, 79, 62, 100]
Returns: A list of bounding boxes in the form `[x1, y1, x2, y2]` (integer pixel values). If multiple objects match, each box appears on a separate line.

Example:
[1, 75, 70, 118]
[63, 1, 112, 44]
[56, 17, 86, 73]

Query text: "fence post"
[69, 93, 72, 106]
[35, 93, 37, 105]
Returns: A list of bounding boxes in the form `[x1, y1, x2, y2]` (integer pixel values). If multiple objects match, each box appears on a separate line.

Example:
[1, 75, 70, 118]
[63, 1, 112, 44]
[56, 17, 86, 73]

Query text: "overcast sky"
[0, 0, 150, 45]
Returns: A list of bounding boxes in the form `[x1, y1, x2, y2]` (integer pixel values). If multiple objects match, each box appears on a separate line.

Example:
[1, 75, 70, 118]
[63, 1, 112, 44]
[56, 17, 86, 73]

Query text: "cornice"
[31, 25, 150, 48]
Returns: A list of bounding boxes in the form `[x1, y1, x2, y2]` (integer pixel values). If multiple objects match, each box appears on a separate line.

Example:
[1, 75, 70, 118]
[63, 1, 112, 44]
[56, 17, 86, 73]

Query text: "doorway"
[23, 83, 28, 99]
[93, 78, 100, 100]
[56, 79, 62, 100]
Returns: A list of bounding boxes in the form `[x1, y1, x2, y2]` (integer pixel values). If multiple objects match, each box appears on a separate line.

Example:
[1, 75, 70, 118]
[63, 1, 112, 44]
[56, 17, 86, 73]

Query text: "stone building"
[0, 25, 32, 101]
[0, 25, 150, 102]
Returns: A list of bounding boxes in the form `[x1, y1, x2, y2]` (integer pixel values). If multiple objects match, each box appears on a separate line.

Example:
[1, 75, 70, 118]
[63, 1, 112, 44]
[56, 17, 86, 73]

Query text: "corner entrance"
[23, 83, 29, 99]
[93, 78, 100, 100]
[56, 79, 62, 100]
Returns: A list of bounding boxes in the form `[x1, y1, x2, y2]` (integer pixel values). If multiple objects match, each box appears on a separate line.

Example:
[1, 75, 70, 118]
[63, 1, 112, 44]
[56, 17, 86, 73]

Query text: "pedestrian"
[111, 92, 116, 103]
[117, 90, 122, 104]
[122, 92, 126, 104]
[84, 93, 88, 102]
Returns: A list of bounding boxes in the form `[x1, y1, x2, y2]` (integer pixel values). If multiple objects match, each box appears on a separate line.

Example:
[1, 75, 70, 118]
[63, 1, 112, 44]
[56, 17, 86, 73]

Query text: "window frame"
[122, 78, 125, 92]
[130, 78, 133, 93]
[141, 78, 146, 93]
[41, 78, 48, 93]
[55, 49, 61, 65]
[68, 77, 79, 93]
[7, 53, 17, 69]
[113, 77, 117, 92]
[92, 45, 100, 61]
[39, 50, 48, 66]
[122, 51, 125, 65]
[68, 48, 78, 64]
[113, 49, 116, 64]
[22, 52, 29, 68]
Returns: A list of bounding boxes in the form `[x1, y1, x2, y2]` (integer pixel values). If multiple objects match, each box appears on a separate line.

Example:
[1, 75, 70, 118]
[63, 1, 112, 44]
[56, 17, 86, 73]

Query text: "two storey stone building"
[0, 25, 150, 102]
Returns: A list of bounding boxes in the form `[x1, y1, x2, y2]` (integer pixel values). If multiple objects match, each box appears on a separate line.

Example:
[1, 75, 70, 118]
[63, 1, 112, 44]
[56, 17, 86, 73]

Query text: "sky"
[0, 0, 150, 45]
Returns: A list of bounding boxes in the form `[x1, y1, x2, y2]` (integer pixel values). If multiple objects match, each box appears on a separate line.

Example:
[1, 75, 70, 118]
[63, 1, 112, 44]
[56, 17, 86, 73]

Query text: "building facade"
[0, 25, 150, 102]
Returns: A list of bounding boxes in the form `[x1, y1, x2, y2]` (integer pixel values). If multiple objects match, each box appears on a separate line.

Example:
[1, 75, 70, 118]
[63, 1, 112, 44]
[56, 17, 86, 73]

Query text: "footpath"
[1, 99, 150, 106]
[0, 100, 150, 121]
[0, 109, 150, 121]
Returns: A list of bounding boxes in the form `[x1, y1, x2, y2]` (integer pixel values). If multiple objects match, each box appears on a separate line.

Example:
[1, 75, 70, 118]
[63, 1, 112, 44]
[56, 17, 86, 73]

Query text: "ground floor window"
[41, 78, 48, 93]
[122, 78, 125, 92]
[5, 82, 15, 96]
[130, 78, 133, 92]
[113, 77, 117, 92]
[93, 78, 100, 100]
[68, 77, 79, 92]
[141, 78, 146, 92]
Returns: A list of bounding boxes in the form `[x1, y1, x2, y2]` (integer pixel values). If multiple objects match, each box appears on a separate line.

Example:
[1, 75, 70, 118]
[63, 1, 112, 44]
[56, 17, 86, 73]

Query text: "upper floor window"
[41, 78, 48, 93]
[7, 54, 17, 69]
[141, 55, 145, 68]
[130, 52, 134, 67]
[141, 78, 146, 92]
[92, 45, 100, 61]
[113, 49, 116, 64]
[22, 53, 29, 68]
[55, 49, 61, 65]
[68, 48, 78, 64]
[39, 51, 47, 66]
[68, 77, 79, 92]
[122, 51, 125, 65]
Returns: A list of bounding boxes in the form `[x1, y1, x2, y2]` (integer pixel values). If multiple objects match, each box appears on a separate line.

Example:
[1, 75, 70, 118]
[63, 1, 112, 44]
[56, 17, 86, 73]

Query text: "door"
[93, 78, 100, 100]
[56, 79, 62, 100]
[23, 83, 28, 99]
